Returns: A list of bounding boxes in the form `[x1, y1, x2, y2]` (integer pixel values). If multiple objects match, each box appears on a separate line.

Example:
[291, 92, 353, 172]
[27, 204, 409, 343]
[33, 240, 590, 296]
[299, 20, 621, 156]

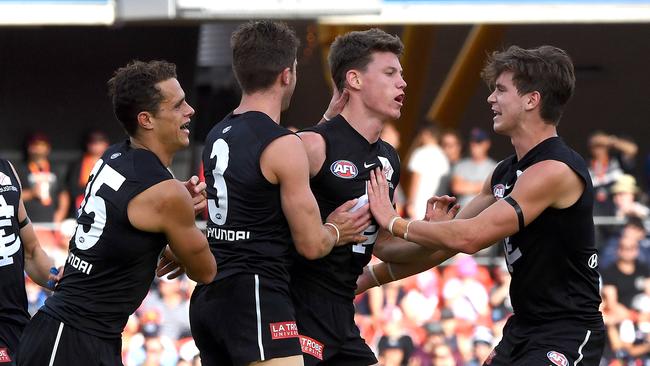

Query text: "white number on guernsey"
[0, 195, 21, 267]
[207, 139, 229, 225]
[75, 159, 126, 250]
[349, 194, 377, 254]
[503, 236, 522, 272]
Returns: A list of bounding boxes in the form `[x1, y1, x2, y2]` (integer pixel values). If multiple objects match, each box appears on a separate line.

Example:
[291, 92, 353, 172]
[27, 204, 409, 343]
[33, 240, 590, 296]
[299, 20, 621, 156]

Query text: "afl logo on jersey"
[110, 153, 121, 160]
[547, 351, 568, 366]
[330, 160, 358, 179]
[493, 184, 506, 199]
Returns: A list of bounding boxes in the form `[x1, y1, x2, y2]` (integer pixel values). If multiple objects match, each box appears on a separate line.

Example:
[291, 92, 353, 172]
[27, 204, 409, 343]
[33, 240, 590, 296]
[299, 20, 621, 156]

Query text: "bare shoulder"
[128, 179, 192, 232]
[260, 133, 309, 184]
[515, 160, 584, 208]
[297, 131, 326, 176]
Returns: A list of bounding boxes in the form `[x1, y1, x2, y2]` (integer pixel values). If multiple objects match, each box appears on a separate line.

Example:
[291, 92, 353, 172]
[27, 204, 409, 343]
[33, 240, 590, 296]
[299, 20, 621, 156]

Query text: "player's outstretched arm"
[367, 160, 583, 254]
[261, 134, 369, 260]
[9, 162, 60, 289]
[128, 180, 216, 284]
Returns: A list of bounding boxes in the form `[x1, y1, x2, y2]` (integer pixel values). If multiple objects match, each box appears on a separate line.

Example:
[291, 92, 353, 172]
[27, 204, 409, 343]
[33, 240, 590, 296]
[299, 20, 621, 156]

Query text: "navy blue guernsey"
[0, 159, 29, 330]
[290, 115, 401, 302]
[203, 111, 293, 283]
[490, 137, 603, 327]
[42, 141, 172, 339]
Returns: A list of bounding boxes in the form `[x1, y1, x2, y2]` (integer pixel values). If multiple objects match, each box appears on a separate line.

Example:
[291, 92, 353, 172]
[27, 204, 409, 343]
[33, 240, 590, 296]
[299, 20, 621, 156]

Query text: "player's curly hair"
[481, 45, 575, 126]
[107, 60, 177, 136]
[231, 20, 299, 94]
[328, 28, 404, 92]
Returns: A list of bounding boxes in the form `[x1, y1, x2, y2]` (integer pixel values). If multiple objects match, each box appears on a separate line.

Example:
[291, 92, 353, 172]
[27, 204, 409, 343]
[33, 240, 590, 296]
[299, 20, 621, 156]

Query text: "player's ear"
[524, 91, 541, 111]
[137, 111, 154, 131]
[346, 70, 362, 91]
[280, 67, 292, 86]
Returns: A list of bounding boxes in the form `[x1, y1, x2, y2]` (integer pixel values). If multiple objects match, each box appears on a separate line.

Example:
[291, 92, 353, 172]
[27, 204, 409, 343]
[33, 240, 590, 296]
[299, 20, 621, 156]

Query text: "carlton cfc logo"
[330, 160, 358, 179]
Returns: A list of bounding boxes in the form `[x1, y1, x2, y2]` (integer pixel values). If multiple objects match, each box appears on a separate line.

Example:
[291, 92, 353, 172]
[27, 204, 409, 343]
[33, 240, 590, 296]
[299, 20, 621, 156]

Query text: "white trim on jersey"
[574, 330, 591, 365]
[48, 321, 64, 366]
[255, 274, 265, 361]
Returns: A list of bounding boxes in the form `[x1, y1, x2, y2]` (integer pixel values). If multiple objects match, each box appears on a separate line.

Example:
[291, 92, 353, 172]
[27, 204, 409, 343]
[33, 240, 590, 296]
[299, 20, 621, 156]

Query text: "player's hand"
[424, 195, 460, 222]
[46, 266, 64, 290]
[326, 198, 371, 245]
[355, 266, 377, 294]
[183, 175, 207, 216]
[367, 167, 398, 229]
[156, 246, 186, 280]
[321, 87, 349, 123]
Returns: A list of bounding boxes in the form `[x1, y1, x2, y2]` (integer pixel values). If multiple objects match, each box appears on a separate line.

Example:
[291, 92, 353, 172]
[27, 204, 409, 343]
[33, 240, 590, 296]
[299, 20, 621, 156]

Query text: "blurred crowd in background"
[14, 123, 650, 365]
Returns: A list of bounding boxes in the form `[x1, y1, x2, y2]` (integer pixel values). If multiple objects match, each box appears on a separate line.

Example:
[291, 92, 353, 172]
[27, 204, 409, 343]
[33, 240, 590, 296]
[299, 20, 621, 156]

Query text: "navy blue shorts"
[291, 285, 377, 366]
[190, 274, 302, 366]
[484, 316, 605, 366]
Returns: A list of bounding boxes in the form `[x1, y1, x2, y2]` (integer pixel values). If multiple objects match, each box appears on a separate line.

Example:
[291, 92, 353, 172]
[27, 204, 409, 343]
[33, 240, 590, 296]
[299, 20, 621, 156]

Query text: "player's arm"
[128, 180, 216, 284]
[9, 162, 59, 288]
[357, 177, 496, 293]
[368, 160, 584, 254]
[261, 134, 368, 260]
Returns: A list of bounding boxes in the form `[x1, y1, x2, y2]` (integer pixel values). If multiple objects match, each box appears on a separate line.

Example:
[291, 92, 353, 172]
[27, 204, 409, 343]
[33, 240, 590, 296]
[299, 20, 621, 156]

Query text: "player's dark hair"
[481, 45, 575, 126]
[328, 28, 404, 92]
[231, 20, 299, 94]
[107, 60, 177, 136]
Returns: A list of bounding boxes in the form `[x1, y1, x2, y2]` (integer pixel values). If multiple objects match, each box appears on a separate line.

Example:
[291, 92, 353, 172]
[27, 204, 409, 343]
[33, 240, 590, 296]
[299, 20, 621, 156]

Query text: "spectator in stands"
[489, 260, 512, 344]
[17, 132, 69, 224]
[451, 127, 496, 207]
[430, 343, 458, 366]
[126, 312, 178, 366]
[64, 130, 110, 218]
[406, 125, 449, 219]
[377, 310, 414, 366]
[600, 216, 650, 268]
[467, 326, 494, 366]
[588, 131, 638, 216]
[611, 174, 650, 219]
[601, 234, 650, 324]
[442, 255, 490, 324]
[438, 129, 463, 197]
[141, 277, 191, 340]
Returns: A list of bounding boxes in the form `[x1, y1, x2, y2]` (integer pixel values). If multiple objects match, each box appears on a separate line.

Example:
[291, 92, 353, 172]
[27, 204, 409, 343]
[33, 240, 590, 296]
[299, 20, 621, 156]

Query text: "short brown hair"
[328, 28, 404, 92]
[231, 21, 299, 94]
[481, 45, 575, 125]
[107, 60, 177, 136]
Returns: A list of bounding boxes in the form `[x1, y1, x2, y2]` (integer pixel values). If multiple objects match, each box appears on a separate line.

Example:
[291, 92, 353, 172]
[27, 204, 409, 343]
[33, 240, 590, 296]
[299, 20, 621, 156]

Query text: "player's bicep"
[262, 135, 322, 243]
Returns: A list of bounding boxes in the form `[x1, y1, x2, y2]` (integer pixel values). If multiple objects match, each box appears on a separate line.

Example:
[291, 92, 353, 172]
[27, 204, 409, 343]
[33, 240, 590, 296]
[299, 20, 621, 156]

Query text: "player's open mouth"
[394, 94, 405, 105]
[180, 122, 191, 131]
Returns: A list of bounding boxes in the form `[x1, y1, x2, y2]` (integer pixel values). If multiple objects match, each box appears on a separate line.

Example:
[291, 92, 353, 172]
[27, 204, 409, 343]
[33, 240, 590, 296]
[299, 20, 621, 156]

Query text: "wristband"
[404, 220, 414, 241]
[387, 262, 397, 282]
[368, 264, 381, 287]
[324, 222, 340, 245]
[387, 216, 401, 236]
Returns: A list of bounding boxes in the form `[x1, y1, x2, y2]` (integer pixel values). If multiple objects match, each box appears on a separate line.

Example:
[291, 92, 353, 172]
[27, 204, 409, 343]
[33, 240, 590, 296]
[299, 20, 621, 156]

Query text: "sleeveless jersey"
[203, 111, 294, 283]
[490, 137, 603, 327]
[42, 141, 172, 339]
[290, 115, 401, 302]
[0, 159, 29, 329]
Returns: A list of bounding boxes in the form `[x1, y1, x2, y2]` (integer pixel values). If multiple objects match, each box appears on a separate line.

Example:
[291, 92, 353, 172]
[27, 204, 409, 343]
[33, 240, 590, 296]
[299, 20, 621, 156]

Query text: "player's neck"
[234, 92, 283, 125]
[510, 117, 558, 160]
[129, 136, 174, 167]
[340, 102, 384, 144]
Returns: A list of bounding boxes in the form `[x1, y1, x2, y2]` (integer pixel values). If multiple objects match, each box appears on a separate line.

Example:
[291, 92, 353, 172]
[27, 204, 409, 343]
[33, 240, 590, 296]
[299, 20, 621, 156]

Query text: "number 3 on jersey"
[208, 139, 229, 225]
[75, 160, 126, 250]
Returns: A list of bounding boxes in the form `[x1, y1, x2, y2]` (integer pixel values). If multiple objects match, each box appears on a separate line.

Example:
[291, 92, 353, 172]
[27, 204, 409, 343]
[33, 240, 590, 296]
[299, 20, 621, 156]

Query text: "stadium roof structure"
[0, 0, 115, 25]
